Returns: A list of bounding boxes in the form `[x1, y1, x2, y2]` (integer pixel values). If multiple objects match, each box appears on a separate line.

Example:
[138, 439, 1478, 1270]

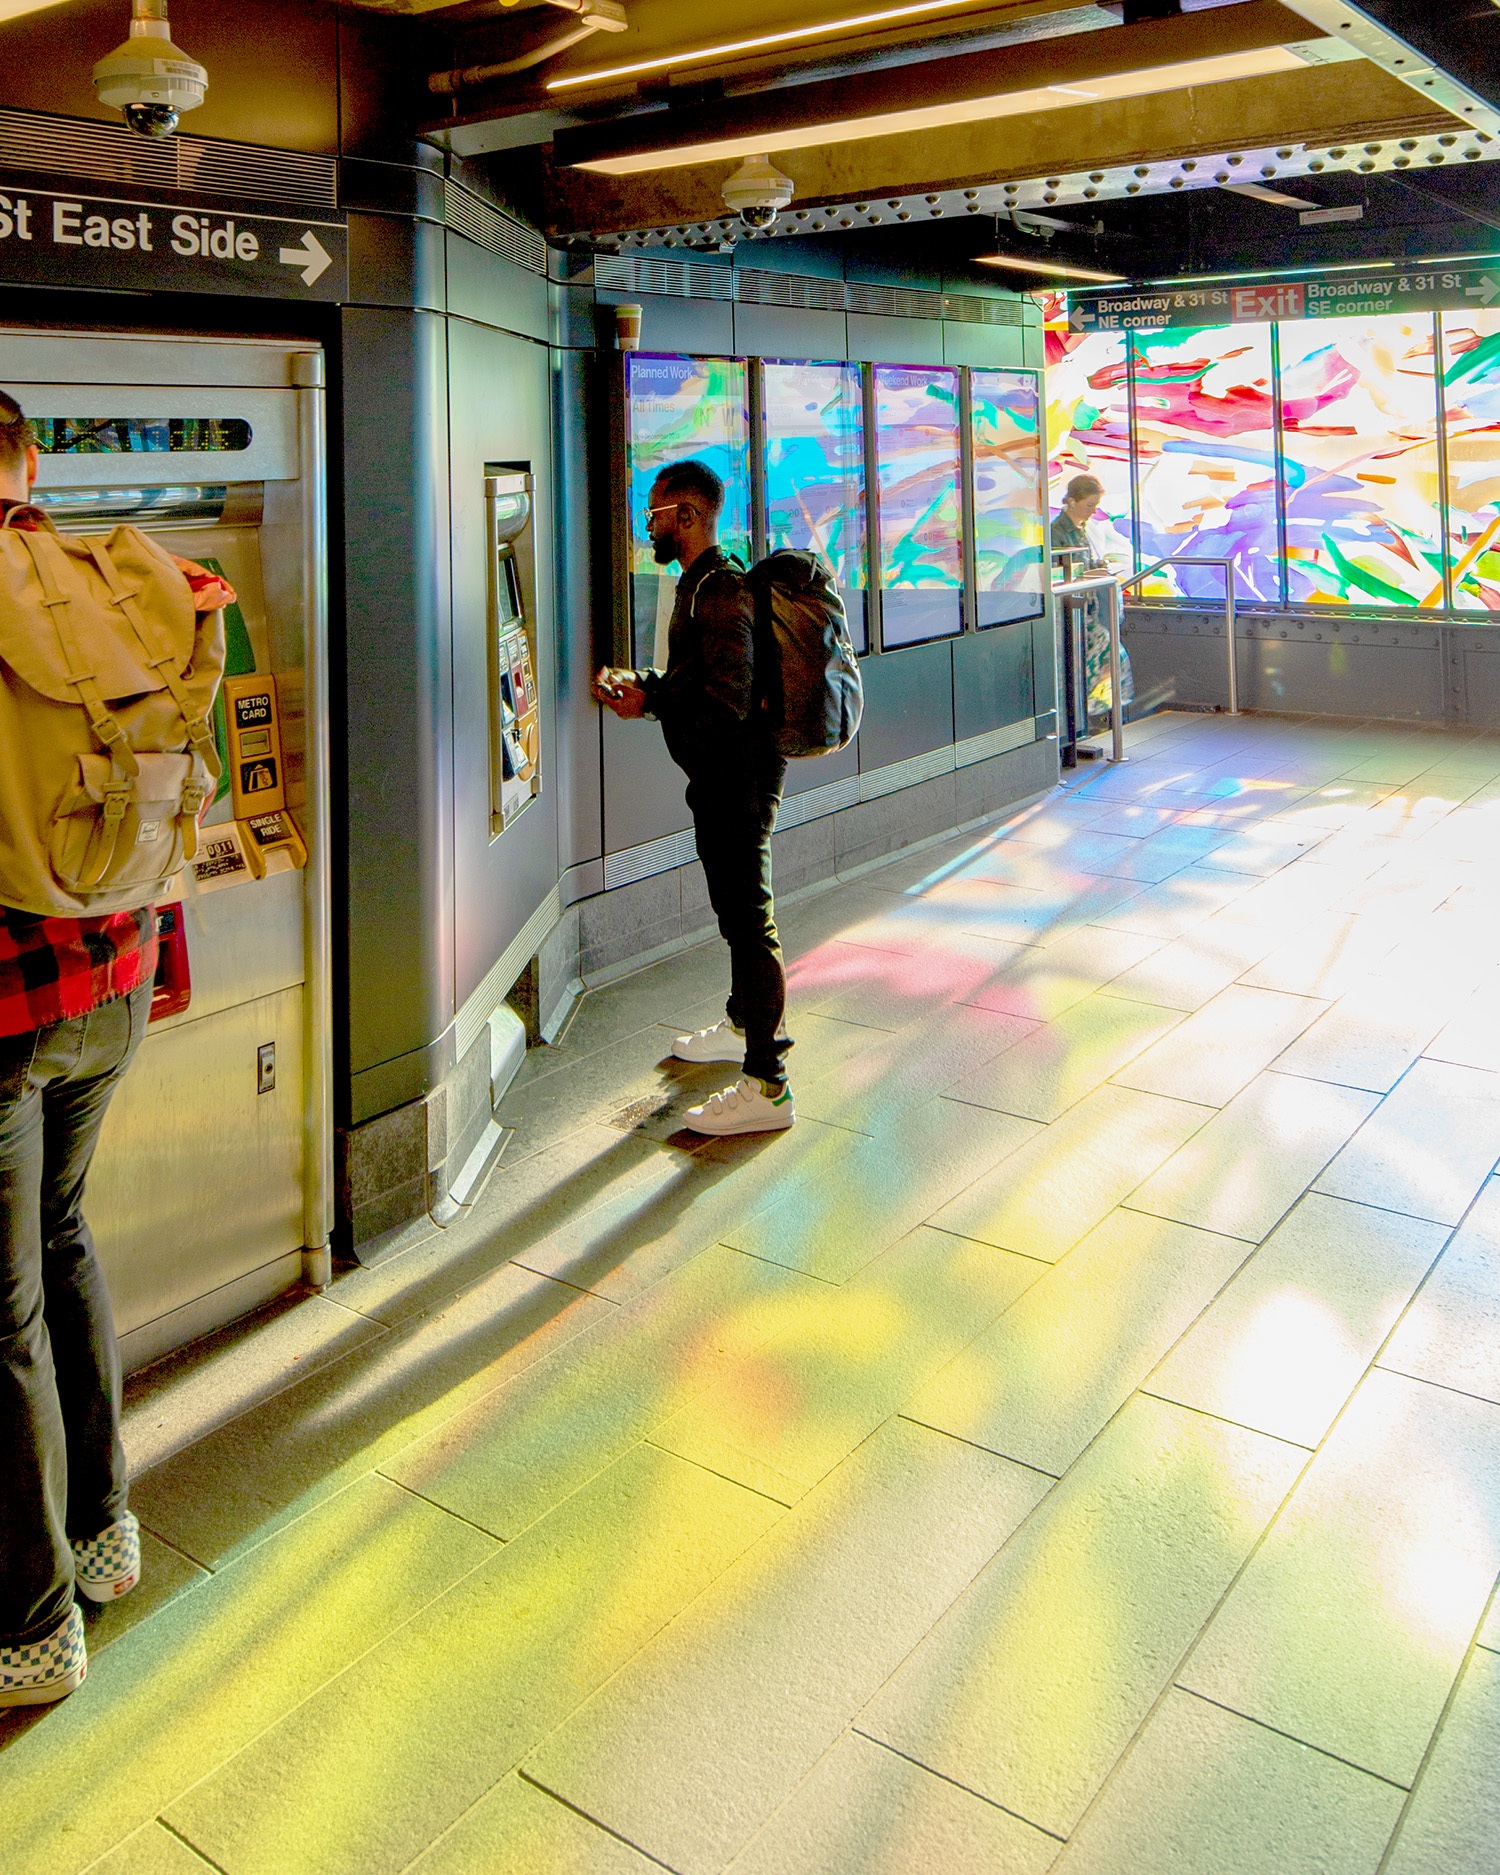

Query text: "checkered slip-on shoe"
[0, 1604, 87, 1707]
[71, 1511, 141, 1604]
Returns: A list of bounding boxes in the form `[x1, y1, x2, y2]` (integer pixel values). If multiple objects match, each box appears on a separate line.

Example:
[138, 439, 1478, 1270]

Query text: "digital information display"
[624, 353, 751, 668]
[763, 358, 868, 652]
[970, 368, 1045, 628]
[873, 363, 963, 647]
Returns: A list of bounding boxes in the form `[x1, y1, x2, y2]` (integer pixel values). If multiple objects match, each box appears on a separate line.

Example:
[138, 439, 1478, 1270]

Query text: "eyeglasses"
[641, 500, 700, 531]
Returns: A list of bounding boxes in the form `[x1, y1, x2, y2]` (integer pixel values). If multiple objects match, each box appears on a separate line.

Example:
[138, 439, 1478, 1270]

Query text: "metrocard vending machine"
[0, 328, 333, 1371]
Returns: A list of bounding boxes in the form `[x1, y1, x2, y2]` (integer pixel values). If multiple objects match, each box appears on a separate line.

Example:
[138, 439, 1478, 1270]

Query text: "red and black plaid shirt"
[0, 496, 233, 1038]
[0, 906, 158, 1038]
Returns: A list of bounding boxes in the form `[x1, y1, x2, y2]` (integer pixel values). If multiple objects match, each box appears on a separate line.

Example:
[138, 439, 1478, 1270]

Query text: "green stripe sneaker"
[683, 1076, 795, 1136]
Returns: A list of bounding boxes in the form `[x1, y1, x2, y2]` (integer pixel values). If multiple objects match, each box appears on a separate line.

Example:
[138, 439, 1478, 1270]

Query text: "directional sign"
[278, 229, 333, 287]
[0, 179, 346, 301]
[1071, 263, 1500, 332]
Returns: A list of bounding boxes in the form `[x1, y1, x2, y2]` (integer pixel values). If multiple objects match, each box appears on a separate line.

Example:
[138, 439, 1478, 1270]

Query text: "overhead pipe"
[429, 0, 627, 95]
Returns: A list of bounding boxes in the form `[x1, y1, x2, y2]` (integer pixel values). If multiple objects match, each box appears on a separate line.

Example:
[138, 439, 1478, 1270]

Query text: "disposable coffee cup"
[614, 303, 643, 351]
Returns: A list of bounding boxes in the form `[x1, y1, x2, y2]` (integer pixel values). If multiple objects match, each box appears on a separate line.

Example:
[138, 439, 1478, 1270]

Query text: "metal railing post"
[1105, 577, 1125, 761]
[1118, 554, 1238, 717]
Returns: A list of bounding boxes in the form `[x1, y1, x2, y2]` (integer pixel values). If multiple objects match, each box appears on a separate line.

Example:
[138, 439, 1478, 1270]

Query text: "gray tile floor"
[4, 709, 1500, 1874]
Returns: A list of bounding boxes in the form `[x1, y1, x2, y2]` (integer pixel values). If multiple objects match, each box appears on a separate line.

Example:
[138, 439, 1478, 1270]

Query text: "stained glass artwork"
[1440, 309, 1500, 611]
[969, 368, 1045, 628]
[872, 363, 963, 646]
[1277, 315, 1442, 607]
[1045, 314, 1134, 569]
[763, 359, 868, 651]
[625, 353, 751, 665]
[1130, 325, 1281, 603]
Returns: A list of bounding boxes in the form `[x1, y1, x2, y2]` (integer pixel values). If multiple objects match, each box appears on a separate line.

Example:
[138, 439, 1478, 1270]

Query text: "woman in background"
[1051, 473, 1134, 720]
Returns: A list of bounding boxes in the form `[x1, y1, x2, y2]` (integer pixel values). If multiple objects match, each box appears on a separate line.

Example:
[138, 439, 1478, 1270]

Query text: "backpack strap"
[85, 535, 222, 798]
[12, 526, 144, 886]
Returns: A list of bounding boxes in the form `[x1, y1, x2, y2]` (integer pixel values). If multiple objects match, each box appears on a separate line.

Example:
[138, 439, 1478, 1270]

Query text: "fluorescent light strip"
[548, 0, 1003, 93]
[576, 46, 1306, 174]
[0, 0, 69, 17]
[1138, 259, 1398, 287]
[977, 255, 1125, 281]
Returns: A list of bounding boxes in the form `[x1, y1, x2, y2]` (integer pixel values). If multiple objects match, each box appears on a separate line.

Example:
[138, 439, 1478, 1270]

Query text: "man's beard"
[652, 533, 680, 566]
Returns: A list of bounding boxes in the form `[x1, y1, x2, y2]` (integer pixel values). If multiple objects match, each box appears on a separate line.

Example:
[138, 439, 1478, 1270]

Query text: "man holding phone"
[593, 458, 794, 1137]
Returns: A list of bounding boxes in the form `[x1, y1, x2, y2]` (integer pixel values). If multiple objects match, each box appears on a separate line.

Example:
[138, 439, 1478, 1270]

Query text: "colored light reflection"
[1441, 308, 1500, 611]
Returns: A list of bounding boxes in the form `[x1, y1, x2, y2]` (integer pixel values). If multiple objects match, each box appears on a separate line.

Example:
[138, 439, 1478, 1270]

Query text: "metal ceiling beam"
[540, 55, 1453, 236]
[1276, 0, 1500, 137]
[550, 0, 1320, 170]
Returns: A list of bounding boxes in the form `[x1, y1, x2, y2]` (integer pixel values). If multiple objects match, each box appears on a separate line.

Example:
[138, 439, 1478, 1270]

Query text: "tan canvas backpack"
[0, 508, 226, 918]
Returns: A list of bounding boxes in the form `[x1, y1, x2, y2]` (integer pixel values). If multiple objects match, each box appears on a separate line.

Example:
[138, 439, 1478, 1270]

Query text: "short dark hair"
[1065, 473, 1104, 503]
[652, 458, 724, 515]
[0, 391, 33, 475]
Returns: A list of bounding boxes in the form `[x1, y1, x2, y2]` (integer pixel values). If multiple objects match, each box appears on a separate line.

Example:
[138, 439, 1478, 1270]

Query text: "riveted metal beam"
[542, 59, 1460, 240]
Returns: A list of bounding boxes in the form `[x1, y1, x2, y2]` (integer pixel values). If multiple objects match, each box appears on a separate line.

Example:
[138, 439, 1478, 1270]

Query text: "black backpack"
[746, 549, 864, 760]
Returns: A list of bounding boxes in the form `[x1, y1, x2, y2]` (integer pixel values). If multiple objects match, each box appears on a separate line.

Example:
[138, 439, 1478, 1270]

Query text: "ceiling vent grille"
[0, 108, 336, 210]
[942, 293, 1023, 326]
[589, 252, 1023, 326]
[444, 179, 546, 275]
[735, 267, 846, 311]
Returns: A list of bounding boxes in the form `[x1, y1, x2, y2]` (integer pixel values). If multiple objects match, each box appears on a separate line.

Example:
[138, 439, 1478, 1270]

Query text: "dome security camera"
[93, 0, 207, 140]
[722, 156, 794, 233]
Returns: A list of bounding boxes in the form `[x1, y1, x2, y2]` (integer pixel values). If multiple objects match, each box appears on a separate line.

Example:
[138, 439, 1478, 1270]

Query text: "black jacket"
[640, 546, 757, 775]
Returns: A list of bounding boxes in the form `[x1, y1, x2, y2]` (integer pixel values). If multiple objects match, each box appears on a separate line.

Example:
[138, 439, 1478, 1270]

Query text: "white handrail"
[1119, 554, 1239, 717]
[1053, 571, 1126, 763]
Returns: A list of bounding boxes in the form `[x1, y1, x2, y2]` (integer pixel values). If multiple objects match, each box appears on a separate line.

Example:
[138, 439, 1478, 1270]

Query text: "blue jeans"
[0, 985, 149, 1646]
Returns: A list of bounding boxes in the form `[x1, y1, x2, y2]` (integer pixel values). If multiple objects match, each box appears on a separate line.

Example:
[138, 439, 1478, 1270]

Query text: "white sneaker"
[672, 1018, 746, 1064]
[683, 1077, 795, 1136]
[0, 1604, 87, 1707]
[71, 1511, 141, 1604]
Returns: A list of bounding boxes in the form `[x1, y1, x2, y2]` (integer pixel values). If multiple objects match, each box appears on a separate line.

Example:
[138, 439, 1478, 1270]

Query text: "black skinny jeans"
[685, 752, 791, 1086]
[0, 984, 148, 1646]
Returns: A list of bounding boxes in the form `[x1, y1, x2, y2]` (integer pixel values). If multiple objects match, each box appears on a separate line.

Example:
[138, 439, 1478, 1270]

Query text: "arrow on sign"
[278, 230, 332, 287]
[1466, 274, 1500, 306]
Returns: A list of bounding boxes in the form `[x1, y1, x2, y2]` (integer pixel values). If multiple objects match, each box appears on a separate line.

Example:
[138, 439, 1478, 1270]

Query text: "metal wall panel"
[447, 316, 560, 1016]
[343, 305, 455, 1114]
[953, 624, 1036, 742]
[732, 302, 848, 362]
[858, 641, 956, 768]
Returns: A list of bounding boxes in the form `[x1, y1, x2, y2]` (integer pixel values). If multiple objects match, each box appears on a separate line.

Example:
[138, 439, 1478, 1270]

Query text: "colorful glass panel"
[624, 353, 751, 666]
[970, 367, 1046, 627]
[1277, 315, 1442, 607]
[872, 362, 963, 646]
[1440, 309, 1500, 611]
[763, 358, 868, 651]
[1130, 325, 1281, 603]
[1045, 313, 1134, 571]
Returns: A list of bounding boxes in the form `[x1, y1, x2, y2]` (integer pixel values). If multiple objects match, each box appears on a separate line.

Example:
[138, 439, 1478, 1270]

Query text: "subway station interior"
[4, 0, 1500, 1868]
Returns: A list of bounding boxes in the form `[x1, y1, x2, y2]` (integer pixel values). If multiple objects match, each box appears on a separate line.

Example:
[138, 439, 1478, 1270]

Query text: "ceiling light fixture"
[0, 1, 69, 18]
[572, 47, 1308, 174]
[547, 0, 1002, 92]
[1220, 181, 1319, 207]
[977, 255, 1126, 281]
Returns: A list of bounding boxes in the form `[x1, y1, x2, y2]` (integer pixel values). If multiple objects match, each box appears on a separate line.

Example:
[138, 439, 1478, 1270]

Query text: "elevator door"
[0, 329, 332, 1371]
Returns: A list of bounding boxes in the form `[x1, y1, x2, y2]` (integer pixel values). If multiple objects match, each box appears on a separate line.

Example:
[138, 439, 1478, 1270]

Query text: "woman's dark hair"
[0, 391, 34, 474]
[654, 458, 725, 515]
[1065, 474, 1104, 504]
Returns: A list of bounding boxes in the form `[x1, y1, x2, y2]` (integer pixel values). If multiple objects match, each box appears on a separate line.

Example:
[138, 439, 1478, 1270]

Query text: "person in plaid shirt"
[0, 390, 233, 1704]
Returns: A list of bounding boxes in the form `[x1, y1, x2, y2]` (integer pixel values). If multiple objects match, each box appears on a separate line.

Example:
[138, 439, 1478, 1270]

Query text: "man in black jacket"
[593, 459, 794, 1136]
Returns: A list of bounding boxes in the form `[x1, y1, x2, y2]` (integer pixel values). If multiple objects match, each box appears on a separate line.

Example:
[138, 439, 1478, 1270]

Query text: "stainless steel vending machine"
[0, 327, 333, 1371]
